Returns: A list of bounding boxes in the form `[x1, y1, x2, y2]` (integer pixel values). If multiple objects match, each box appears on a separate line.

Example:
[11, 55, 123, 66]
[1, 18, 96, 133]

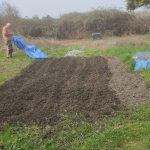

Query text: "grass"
[1, 104, 150, 149]
[0, 51, 33, 85]
[1, 35, 150, 149]
[79, 43, 150, 86]
[40, 45, 80, 58]
[102, 44, 150, 87]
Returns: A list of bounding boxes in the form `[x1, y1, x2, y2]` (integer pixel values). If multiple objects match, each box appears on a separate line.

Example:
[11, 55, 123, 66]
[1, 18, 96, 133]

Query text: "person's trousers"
[5, 40, 13, 58]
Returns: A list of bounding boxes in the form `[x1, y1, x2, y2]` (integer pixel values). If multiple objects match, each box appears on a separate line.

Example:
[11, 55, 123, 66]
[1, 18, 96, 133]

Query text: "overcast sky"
[6, 0, 142, 18]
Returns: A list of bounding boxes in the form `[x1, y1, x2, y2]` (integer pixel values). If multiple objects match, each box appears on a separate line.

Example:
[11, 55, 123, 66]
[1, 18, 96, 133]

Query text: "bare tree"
[0, 1, 21, 33]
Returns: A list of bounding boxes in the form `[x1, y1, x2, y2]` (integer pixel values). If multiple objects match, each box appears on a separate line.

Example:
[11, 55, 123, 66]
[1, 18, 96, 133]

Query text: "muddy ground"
[0, 56, 150, 126]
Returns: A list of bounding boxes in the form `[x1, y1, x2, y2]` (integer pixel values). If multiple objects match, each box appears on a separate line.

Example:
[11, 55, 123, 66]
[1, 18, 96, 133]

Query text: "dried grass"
[113, 35, 150, 47]
[58, 35, 149, 50]
[0, 35, 149, 54]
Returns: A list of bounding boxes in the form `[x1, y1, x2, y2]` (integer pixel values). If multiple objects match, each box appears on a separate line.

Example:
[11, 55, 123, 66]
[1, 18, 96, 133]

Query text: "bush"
[1, 2, 150, 39]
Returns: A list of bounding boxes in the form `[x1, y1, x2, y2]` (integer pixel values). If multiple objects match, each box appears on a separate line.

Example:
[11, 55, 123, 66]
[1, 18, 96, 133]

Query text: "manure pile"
[0, 56, 149, 126]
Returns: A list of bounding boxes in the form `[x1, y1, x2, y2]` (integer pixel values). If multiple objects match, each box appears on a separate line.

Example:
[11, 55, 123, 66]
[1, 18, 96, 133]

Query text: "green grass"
[0, 44, 80, 85]
[79, 43, 150, 87]
[0, 51, 33, 85]
[40, 45, 80, 58]
[0, 124, 57, 150]
[102, 44, 150, 87]
[1, 39, 150, 149]
[80, 44, 149, 70]
[55, 105, 150, 149]
[135, 69, 150, 87]
[1, 104, 150, 149]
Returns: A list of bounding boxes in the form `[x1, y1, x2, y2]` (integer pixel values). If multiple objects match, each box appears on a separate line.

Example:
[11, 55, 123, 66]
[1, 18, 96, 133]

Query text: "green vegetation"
[1, 37, 150, 87]
[1, 1, 150, 150]
[40, 46, 80, 58]
[126, 0, 150, 10]
[136, 69, 150, 87]
[1, 36, 150, 149]
[1, 104, 150, 149]
[80, 42, 150, 87]
[1, 1, 150, 40]
[81, 45, 138, 70]
[0, 51, 33, 85]
[103, 44, 150, 86]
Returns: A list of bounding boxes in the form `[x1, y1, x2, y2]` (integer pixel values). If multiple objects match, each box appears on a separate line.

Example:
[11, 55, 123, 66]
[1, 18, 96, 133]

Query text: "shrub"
[1, 2, 150, 40]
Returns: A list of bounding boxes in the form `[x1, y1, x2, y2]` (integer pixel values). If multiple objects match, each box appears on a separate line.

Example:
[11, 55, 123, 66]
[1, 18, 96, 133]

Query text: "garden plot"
[0, 56, 149, 126]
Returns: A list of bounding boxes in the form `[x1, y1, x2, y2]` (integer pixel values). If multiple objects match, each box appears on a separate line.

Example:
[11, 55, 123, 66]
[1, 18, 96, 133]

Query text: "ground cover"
[0, 35, 150, 150]
[0, 51, 33, 85]
[1, 104, 150, 149]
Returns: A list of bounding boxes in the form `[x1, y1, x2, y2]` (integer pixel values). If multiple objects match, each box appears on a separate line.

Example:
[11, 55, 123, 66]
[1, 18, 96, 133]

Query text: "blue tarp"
[25, 45, 48, 59]
[133, 52, 150, 71]
[108, 41, 115, 44]
[11, 36, 48, 59]
[12, 36, 26, 50]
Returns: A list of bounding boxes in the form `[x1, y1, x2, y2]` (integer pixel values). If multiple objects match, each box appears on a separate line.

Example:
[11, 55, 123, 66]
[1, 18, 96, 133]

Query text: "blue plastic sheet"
[11, 36, 48, 59]
[108, 41, 115, 44]
[25, 45, 48, 59]
[133, 52, 150, 71]
[11, 36, 26, 50]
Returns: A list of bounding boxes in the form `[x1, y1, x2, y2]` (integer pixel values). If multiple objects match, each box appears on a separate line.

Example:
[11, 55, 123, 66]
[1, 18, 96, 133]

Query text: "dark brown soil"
[0, 57, 121, 126]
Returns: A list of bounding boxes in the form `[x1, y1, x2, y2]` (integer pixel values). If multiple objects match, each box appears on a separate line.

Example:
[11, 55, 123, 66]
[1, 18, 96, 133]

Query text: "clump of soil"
[0, 57, 121, 126]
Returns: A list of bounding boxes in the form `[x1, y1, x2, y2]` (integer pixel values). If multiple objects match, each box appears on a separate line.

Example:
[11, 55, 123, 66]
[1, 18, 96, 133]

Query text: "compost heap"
[0, 56, 149, 126]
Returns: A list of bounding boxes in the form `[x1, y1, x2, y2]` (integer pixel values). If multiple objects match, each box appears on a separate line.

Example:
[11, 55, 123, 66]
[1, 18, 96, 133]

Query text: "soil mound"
[0, 57, 121, 125]
[105, 56, 150, 105]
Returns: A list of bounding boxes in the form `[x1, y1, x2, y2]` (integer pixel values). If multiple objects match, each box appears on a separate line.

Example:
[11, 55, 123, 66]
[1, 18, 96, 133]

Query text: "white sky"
[5, 0, 143, 18]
